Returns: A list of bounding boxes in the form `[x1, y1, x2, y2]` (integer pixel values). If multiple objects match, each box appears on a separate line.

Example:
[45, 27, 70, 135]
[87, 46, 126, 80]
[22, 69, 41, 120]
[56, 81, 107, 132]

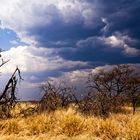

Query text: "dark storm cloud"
[0, 0, 140, 76]
[31, 0, 139, 45]
[57, 37, 140, 65]
[29, 22, 103, 48]
[1, 0, 140, 63]
[23, 0, 140, 67]
[101, 0, 140, 38]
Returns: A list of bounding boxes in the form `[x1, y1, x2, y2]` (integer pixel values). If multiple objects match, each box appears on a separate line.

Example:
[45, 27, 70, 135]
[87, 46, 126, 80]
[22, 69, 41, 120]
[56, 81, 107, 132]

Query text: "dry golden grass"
[0, 102, 140, 140]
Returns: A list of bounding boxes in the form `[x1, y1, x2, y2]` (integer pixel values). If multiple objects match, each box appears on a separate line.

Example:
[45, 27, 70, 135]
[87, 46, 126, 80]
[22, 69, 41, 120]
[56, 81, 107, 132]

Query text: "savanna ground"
[0, 102, 140, 140]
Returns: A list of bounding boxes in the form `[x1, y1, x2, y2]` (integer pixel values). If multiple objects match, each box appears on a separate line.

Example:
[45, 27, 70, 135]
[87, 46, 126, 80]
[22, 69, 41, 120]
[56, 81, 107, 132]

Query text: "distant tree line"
[39, 64, 140, 117]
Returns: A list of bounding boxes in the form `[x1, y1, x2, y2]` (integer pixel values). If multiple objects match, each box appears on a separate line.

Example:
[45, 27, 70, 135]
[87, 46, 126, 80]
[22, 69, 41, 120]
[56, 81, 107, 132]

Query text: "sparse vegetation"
[0, 64, 140, 139]
[38, 64, 140, 117]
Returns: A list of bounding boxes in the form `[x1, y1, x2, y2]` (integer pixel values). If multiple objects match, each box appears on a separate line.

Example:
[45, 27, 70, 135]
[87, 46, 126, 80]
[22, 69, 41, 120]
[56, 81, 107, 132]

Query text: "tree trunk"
[132, 102, 136, 115]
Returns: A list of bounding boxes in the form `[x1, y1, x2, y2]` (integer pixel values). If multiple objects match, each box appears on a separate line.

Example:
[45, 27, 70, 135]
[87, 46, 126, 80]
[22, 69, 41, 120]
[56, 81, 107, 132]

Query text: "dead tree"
[0, 54, 22, 118]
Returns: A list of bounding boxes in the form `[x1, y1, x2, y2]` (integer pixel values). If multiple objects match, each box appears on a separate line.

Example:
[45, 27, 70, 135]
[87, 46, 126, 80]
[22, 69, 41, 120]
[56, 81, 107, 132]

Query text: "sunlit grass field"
[0, 102, 140, 140]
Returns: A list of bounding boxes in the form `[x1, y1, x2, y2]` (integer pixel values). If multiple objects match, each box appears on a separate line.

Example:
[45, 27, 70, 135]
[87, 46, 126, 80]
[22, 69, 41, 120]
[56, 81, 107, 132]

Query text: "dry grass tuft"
[0, 118, 23, 135]
[25, 113, 55, 135]
[126, 116, 140, 139]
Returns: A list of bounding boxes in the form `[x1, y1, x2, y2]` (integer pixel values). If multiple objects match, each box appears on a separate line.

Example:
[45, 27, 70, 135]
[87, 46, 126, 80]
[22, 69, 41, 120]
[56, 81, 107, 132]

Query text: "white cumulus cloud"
[0, 0, 98, 44]
[1, 45, 88, 73]
[103, 33, 140, 56]
[77, 33, 140, 56]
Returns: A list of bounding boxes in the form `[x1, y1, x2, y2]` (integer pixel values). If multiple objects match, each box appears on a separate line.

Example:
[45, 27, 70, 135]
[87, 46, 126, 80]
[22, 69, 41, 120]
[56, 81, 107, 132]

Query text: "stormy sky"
[0, 0, 140, 100]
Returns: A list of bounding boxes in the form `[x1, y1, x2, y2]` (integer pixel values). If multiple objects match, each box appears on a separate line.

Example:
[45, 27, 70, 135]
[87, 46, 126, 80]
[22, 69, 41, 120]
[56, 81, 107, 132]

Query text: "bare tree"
[0, 54, 22, 118]
[87, 64, 137, 116]
[38, 81, 78, 112]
